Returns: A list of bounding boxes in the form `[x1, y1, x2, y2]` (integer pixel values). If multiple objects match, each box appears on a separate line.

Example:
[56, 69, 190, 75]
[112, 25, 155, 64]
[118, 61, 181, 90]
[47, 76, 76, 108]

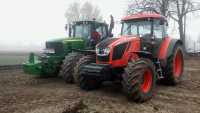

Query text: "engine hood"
[45, 37, 85, 55]
[46, 37, 84, 43]
[96, 38, 119, 48]
[96, 36, 137, 48]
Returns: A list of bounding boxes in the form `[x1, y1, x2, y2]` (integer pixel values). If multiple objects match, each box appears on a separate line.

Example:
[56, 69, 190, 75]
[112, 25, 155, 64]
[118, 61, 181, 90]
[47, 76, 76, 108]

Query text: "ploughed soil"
[0, 57, 200, 113]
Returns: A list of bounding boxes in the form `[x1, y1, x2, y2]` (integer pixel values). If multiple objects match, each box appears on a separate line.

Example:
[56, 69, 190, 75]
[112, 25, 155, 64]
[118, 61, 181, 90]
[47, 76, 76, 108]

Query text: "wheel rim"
[140, 69, 152, 93]
[173, 49, 183, 78]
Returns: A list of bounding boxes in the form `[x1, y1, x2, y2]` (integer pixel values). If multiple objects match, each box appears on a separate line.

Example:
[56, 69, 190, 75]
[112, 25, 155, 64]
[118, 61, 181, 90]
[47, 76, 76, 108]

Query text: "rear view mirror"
[65, 24, 68, 31]
[159, 20, 164, 25]
[109, 34, 113, 37]
[166, 22, 169, 26]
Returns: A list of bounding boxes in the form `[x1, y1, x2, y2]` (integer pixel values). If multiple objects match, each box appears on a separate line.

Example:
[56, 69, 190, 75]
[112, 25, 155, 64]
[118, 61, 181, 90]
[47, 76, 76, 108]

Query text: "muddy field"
[0, 57, 200, 113]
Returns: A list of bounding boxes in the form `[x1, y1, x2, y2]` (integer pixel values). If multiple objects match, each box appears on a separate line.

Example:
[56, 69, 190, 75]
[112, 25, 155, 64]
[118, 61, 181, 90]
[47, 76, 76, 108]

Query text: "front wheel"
[59, 53, 83, 83]
[79, 76, 101, 90]
[73, 55, 100, 90]
[73, 55, 95, 84]
[122, 58, 157, 103]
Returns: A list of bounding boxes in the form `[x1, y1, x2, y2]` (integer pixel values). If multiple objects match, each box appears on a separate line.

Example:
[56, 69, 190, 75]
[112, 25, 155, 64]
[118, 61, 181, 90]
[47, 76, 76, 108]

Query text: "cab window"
[153, 20, 168, 39]
[95, 25, 107, 39]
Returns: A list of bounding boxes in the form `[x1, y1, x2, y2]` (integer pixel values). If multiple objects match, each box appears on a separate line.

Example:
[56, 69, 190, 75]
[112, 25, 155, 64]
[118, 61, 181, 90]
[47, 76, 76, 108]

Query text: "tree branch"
[169, 14, 179, 22]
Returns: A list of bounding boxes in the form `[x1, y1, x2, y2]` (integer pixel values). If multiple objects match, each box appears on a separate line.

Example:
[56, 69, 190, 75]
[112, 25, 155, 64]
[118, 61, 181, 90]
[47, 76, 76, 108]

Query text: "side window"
[139, 24, 151, 35]
[163, 23, 168, 37]
[154, 21, 163, 39]
[122, 23, 131, 35]
[83, 25, 90, 38]
[131, 25, 137, 35]
[75, 25, 82, 37]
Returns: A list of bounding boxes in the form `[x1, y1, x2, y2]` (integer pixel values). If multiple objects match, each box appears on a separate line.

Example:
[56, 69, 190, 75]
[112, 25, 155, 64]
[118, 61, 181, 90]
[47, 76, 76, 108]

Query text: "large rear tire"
[73, 55, 100, 90]
[122, 58, 157, 103]
[59, 52, 83, 83]
[163, 44, 184, 85]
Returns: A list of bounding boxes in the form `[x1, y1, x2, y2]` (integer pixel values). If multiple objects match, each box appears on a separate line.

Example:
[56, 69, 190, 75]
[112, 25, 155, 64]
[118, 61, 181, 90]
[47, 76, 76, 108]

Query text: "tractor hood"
[96, 36, 140, 66]
[96, 36, 137, 49]
[45, 37, 85, 55]
[46, 37, 84, 43]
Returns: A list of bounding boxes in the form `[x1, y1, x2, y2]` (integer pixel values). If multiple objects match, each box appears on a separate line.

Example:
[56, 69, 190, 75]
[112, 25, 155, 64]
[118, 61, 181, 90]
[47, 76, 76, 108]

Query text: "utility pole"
[194, 41, 196, 54]
[184, 15, 186, 51]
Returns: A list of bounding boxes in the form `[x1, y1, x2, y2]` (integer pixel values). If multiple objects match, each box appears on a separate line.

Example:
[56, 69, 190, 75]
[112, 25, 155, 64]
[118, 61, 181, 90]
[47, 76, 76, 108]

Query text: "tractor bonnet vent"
[97, 38, 118, 48]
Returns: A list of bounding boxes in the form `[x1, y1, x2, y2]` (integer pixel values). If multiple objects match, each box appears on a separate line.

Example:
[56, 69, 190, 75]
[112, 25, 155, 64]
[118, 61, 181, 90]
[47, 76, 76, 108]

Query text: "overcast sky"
[0, 0, 199, 51]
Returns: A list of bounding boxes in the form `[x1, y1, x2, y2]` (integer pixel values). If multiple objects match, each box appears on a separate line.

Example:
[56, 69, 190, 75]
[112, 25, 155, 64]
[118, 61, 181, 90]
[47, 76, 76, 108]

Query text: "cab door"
[152, 19, 168, 57]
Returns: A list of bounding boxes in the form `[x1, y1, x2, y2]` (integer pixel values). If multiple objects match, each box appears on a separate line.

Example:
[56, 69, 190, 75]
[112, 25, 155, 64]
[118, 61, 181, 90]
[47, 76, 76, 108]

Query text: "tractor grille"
[97, 55, 110, 62]
[112, 42, 128, 60]
[46, 42, 64, 54]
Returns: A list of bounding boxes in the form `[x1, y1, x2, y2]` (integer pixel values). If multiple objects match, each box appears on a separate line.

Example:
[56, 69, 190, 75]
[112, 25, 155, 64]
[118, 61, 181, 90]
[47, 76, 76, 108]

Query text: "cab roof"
[122, 12, 166, 21]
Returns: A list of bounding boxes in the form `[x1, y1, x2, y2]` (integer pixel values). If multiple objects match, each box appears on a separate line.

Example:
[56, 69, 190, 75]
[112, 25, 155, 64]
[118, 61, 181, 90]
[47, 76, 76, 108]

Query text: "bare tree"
[65, 2, 80, 24]
[127, 0, 200, 51]
[197, 34, 200, 52]
[126, 0, 170, 17]
[65, 2, 102, 23]
[169, 0, 200, 51]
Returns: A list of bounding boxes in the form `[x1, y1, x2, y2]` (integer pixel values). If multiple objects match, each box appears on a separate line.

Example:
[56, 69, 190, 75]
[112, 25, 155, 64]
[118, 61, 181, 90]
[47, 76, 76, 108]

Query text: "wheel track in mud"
[1, 58, 200, 113]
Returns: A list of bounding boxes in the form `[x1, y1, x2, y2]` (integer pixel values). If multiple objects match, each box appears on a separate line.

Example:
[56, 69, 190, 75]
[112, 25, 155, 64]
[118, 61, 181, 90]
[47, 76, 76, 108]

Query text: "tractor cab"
[71, 21, 109, 48]
[121, 12, 168, 57]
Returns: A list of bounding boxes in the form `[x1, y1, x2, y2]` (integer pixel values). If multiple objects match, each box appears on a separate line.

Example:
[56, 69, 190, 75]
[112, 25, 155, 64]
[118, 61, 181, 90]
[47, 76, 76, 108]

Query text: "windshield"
[74, 24, 91, 38]
[121, 20, 152, 36]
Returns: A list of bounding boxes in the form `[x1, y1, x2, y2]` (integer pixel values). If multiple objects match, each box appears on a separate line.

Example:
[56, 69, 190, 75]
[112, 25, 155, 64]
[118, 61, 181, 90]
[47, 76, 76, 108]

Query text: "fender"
[166, 39, 183, 58]
[158, 37, 182, 60]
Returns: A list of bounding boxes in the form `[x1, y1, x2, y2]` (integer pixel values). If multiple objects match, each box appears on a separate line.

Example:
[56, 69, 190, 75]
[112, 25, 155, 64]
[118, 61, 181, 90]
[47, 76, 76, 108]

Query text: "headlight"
[96, 47, 110, 56]
[43, 48, 55, 54]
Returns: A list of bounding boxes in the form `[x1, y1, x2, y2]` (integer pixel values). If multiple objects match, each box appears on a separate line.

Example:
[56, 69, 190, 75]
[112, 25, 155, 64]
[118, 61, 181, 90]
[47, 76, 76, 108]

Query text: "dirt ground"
[0, 57, 200, 113]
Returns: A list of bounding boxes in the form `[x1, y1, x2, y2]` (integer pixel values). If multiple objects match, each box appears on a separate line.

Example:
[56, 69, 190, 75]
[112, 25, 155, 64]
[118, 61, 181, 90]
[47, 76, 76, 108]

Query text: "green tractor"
[23, 19, 114, 83]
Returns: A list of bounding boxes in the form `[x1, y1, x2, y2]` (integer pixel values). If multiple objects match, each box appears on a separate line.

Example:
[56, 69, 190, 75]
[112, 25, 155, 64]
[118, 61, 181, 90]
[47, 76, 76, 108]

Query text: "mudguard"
[158, 38, 182, 60]
[166, 39, 183, 58]
[158, 38, 183, 67]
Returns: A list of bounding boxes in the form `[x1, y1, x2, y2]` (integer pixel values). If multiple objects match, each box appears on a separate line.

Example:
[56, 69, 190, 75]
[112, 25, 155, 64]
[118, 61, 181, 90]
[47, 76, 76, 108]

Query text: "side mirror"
[68, 24, 72, 37]
[166, 22, 169, 26]
[159, 20, 164, 25]
[65, 24, 68, 31]
[108, 15, 114, 37]
[109, 34, 113, 37]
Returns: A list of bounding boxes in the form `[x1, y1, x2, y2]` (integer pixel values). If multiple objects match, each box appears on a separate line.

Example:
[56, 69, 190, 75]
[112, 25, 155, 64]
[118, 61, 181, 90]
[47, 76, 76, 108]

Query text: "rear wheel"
[163, 44, 184, 85]
[59, 52, 83, 83]
[73, 55, 100, 90]
[122, 58, 157, 103]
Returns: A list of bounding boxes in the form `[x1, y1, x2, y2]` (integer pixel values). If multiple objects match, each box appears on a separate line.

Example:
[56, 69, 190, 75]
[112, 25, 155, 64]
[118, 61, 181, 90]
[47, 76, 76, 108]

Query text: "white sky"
[0, 0, 199, 51]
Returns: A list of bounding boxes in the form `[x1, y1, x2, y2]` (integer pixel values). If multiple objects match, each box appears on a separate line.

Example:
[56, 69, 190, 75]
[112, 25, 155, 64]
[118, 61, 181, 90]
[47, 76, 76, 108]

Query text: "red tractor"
[74, 11, 184, 102]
